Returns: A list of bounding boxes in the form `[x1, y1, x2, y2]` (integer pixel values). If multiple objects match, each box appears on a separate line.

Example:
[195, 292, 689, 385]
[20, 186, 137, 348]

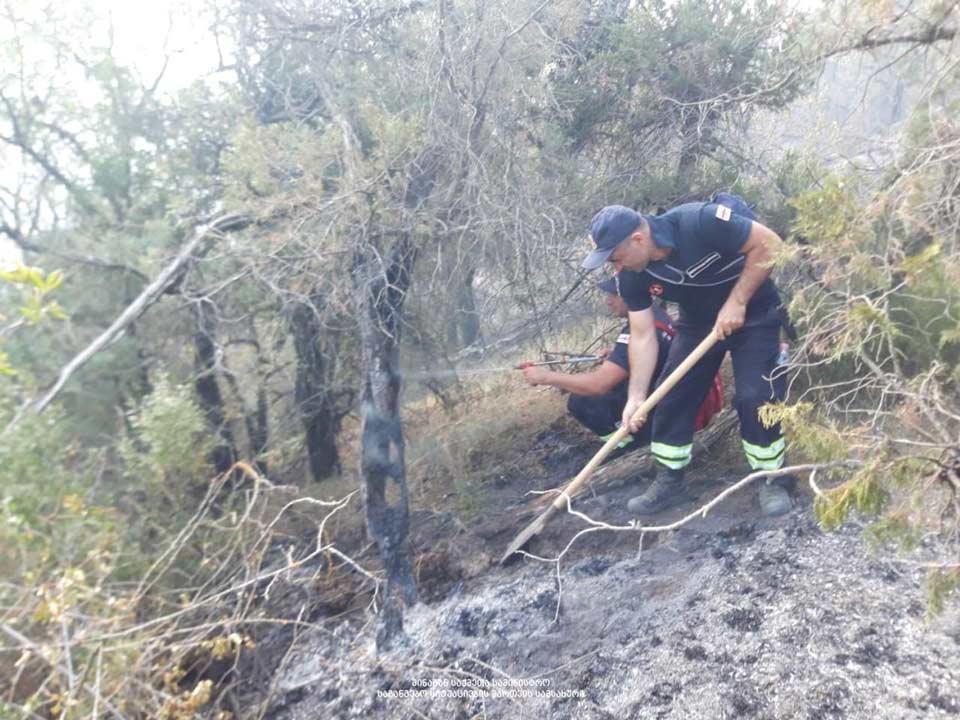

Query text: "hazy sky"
[1, 0, 222, 268]
[91, 0, 223, 92]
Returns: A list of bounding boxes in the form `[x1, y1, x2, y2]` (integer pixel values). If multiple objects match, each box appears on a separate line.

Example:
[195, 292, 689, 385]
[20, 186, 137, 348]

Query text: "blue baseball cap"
[581, 205, 642, 270]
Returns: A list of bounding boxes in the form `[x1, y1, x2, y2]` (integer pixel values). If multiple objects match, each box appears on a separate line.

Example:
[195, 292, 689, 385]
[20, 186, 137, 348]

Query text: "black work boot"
[627, 467, 692, 515]
[757, 473, 797, 517]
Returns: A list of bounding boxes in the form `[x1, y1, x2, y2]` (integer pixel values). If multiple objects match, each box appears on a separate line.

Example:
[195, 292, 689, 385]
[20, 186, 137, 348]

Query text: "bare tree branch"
[20, 213, 252, 419]
[821, 24, 957, 60]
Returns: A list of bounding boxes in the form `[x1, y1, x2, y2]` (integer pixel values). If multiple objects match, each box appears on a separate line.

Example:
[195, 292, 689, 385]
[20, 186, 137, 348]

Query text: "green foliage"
[695, 151, 824, 237]
[889, 457, 935, 490]
[0, 368, 237, 717]
[0, 263, 68, 377]
[864, 514, 921, 554]
[758, 402, 849, 464]
[777, 79, 960, 610]
[0, 414, 122, 719]
[119, 373, 214, 493]
[789, 169, 960, 376]
[1, 5, 242, 447]
[814, 463, 891, 530]
[0, 351, 13, 377]
[926, 566, 960, 619]
[0, 268, 118, 619]
[0, 264, 64, 294]
[552, 0, 811, 183]
[889, 245, 960, 378]
[0, 408, 72, 514]
[222, 118, 358, 222]
[0, 259, 148, 445]
[789, 176, 868, 249]
[897, 241, 941, 275]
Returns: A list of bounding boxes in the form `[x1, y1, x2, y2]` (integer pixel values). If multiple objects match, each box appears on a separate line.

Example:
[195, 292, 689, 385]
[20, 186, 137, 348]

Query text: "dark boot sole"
[628, 491, 694, 516]
[758, 484, 793, 516]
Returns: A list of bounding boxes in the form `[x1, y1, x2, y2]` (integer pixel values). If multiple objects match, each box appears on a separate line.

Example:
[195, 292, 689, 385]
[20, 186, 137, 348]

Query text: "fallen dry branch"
[0, 459, 378, 719]
[519, 461, 861, 622]
[28, 213, 252, 417]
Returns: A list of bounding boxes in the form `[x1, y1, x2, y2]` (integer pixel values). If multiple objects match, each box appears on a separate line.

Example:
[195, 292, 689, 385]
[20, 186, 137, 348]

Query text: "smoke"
[402, 366, 516, 382]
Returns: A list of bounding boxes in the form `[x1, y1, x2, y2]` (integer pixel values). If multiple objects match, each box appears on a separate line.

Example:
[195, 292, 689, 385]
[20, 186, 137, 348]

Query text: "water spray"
[404, 354, 601, 382]
[514, 355, 601, 369]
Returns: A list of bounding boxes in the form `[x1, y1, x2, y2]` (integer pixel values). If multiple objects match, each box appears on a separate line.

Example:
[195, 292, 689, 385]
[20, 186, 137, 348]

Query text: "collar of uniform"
[644, 213, 676, 249]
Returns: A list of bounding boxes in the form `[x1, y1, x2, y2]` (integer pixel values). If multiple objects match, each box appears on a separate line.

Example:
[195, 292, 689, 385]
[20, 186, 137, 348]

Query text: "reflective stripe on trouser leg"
[649, 325, 724, 473]
[600, 429, 634, 450]
[651, 441, 693, 470]
[742, 436, 786, 470]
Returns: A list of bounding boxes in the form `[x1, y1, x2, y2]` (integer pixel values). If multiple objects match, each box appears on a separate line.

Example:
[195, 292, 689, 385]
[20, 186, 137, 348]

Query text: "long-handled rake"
[498, 332, 720, 564]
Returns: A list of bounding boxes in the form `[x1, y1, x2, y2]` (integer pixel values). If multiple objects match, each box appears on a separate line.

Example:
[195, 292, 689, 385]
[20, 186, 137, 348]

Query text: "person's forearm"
[538, 369, 610, 396]
[728, 245, 773, 306]
[730, 228, 781, 307]
[627, 331, 658, 402]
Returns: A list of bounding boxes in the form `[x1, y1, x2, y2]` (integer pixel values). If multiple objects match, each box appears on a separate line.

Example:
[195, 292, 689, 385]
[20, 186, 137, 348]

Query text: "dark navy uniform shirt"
[616, 202, 780, 324]
[607, 305, 673, 374]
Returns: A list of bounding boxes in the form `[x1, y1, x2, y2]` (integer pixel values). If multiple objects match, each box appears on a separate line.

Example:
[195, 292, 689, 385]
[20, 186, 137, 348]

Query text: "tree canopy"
[0, 0, 958, 715]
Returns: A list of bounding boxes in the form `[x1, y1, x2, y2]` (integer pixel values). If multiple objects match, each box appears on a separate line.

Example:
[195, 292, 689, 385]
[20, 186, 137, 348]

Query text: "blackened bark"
[354, 233, 419, 651]
[222, 339, 271, 478]
[457, 267, 480, 347]
[290, 297, 341, 481]
[192, 299, 238, 478]
[444, 267, 479, 349]
[251, 379, 269, 476]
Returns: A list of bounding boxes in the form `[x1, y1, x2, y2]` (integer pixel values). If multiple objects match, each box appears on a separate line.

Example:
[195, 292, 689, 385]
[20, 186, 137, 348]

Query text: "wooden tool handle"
[549, 331, 719, 510]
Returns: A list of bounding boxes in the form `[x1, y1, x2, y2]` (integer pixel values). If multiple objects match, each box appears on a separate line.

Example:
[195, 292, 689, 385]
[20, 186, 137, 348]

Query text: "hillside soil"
[235, 407, 960, 719]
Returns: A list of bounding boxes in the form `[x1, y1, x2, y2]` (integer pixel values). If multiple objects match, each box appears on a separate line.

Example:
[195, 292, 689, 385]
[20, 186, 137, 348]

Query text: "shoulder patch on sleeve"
[715, 204, 732, 222]
[616, 333, 630, 344]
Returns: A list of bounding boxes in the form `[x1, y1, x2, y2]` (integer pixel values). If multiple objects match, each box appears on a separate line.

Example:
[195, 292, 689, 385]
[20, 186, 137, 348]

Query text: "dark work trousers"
[567, 381, 655, 447]
[650, 307, 786, 472]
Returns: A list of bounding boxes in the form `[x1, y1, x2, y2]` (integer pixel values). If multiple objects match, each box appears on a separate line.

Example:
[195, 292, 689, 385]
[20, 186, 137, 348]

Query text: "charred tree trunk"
[290, 297, 341, 481]
[444, 267, 479, 349]
[221, 335, 271, 478]
[192, 298, 238, 478]
[353, 233, 419, 651]
[251, 377, 269, 476]
[457, 267, 480, 347]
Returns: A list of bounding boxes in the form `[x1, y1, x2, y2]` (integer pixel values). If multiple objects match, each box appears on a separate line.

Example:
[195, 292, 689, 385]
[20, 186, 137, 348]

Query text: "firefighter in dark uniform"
[522, 278, 723, 452]
[580, 195, 796, 516]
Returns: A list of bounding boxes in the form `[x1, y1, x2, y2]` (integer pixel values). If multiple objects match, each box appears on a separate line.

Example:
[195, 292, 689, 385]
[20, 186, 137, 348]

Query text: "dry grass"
[326, 310, 763, 538]
[302, 325, 604, 568]
[404, 374, 568, 519]
[400, 318, 620, 518]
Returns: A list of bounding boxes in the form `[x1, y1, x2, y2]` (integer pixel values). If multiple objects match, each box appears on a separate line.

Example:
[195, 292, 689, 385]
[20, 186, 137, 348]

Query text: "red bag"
[655, 310, 724, 431]
[694, 373, 724, 431]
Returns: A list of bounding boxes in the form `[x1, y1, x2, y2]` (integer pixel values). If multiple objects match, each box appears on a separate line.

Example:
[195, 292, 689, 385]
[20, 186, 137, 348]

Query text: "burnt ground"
[247, 414, 960, 720]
